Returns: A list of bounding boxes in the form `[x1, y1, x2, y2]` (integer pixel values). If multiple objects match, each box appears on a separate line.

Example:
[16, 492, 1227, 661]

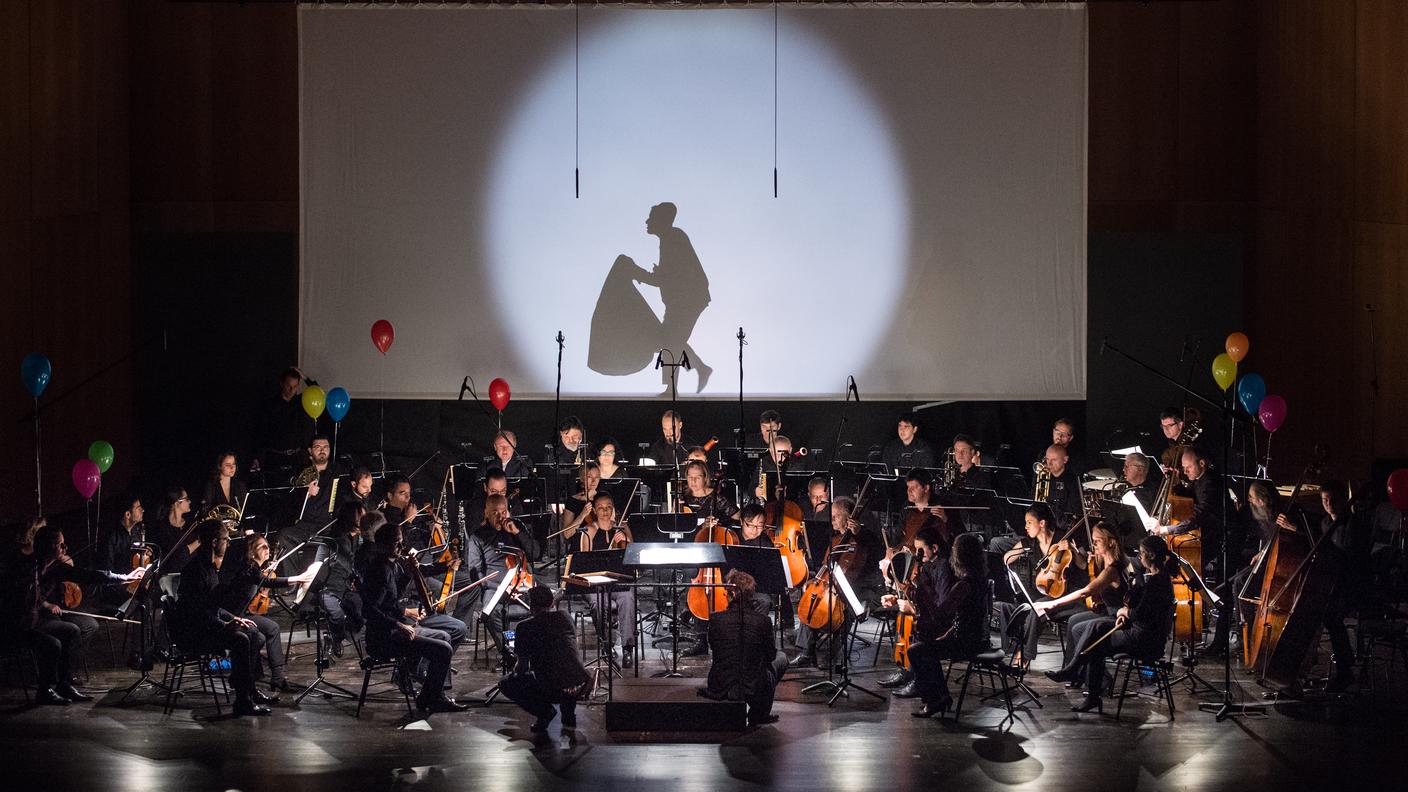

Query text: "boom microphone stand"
[1101, 339, 1263, 721]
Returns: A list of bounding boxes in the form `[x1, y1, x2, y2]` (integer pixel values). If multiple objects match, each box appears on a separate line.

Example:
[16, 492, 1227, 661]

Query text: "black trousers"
[321, 590, 364, 643]
[499, 672, 580, 722]
[908, 636, 974, 705]
[187, 623, 265, 697]
[747, 651, 790, 720]
[246, 612, 285, 683]
[22, 617, 84, 686]
[386, 626, 454, 702]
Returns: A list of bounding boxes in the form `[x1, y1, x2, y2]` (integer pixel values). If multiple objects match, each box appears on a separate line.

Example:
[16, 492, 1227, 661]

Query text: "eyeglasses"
[600, 450, 616, 456]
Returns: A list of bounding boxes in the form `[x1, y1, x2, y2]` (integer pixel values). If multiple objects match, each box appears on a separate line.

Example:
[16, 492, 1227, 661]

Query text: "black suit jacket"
[705, 600, 777, 700]
[513, 610, 590, 693]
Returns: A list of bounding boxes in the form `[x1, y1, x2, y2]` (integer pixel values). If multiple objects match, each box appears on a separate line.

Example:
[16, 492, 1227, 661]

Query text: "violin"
[128, 523, 153, 594]
[893, 554, 924, 670]
[395, 546, 435, 616]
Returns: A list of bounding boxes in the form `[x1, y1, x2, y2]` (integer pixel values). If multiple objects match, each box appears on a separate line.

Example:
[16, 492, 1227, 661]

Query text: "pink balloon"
[71, 459, 101, 500]
[1258, 394, 1288, 433]
[1389, 469, 1408, 513]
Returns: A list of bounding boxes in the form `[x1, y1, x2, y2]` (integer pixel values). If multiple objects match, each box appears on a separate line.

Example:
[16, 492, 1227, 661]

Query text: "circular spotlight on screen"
[488, 9, 907, 397]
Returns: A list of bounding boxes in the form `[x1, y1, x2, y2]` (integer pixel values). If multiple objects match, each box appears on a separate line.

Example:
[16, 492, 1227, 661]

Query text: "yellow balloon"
[1211, 353, 1237, 391]
[301, 385, 326, 420]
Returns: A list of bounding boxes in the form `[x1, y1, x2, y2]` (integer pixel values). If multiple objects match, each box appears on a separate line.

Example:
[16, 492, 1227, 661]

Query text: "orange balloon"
[1225, 332, 1249, 363]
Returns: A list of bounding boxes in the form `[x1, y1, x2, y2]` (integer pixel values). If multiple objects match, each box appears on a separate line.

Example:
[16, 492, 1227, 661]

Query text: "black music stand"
[293, 555, 358, 705]
[722, 545, 791, 646]
[626, 541, 725, 678]
[800, 557, 882, 706]
[563, 548, 634, 700]
[630, 513, 704, 650]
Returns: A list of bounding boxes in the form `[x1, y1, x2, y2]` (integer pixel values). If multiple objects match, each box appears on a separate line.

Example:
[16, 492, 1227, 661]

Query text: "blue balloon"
[1237, 373, 1267, 415]
[326, 387, 351, 423]
[20, 352, 51, 398]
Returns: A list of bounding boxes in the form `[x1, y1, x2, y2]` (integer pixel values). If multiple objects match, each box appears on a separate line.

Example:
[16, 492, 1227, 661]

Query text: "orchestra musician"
[1044, 535, 1176, 713]
[950, 434, 993, 490]
[317, 501, 367, 659]
[1051, 418, 1086, 476]
[1277, 479, 1356, 688]
[899, 469, 950, 551]
[881, 413, 937, 472]
[1039, 444, 1082, 531]
[499, 585, 590, 732]
[151, 486, 198, 574]
[1032, 522, 1131, 667]
[284, 435, 340, 548]
[574, 492, 637, 669]
[463, 494, 541, 669]
[647, 409, 691, 468]
[876, 523, 946, 692]
[202, 452, 248, 512]
[890, 532, 990, 717]
[561, 462, 606, 541]
[744, 409, 784, 450]
[751, 435, 796, 504]
[0, 524, 143, 705]
[491, 430, 534, 478]
[701, 569, 788, 727]
[995, 503, 1090, 663]
[596, 438, 625, 480]
[791, 496, 882, 669]
[732, 505, 782, 614]
[804, 477, 830, 522]
[97, 495, 145, 577]
[544, 416, 589, 466]
[1122, 453, 1158, 513]
[171, 521, 276, 716]
[358, 522, 470, 714]
[339, 466, 376, 511]
[1181, 446, 1240, 655]
[221, 534, 314, 693]
[682, 460, 739, 524]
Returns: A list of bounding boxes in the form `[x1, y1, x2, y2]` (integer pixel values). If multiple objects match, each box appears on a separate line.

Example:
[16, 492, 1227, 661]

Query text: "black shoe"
[530, 715, 553, 732]
[892, 681, 921, 699]
[234, 697, 272, 717]
[419, 697, 471, 714]
[37, 687, 71, 706]
[1071, 696, 1103, 714]
[269, 678, 293, 693]
[1045, 668, 1079, 684]
[252, 688, 279, 705]
[878, 670, 912, 688]
[787, 653, 816, 669]
[682, 642, 710, 658]
[913, 698, 952, 718]
[622, 651, 635, 669]
[331, 640, 345, 658]
[55, 684, 93, 703]
[749, 713, 780, 726]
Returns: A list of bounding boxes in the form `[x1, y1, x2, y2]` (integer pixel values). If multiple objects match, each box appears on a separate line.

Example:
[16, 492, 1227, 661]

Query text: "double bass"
[1241, 448, 1338, 690]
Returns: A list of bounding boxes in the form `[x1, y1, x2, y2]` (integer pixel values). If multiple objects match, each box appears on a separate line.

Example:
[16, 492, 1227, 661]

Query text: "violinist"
[0, 525, 143, 705]
[464, 494, 540, 669]
[890, 532, 990, 717]
[881, 412, 937, 472]
[318, 501, 367, 658]
[994, 503, 1090, 664]
[791, 496, 881, 669]
[1032, 522, 1131, 667]
[171, 522, 275, 716]
[97, 495, 145, 577]
[1044, 535, 1176, 713]
[221, 534, 315, 692]
[575, 492, 637, 668]
[359, 522, 470, 714]
[201, 451, 248, 512]
[560, 462, 604, 541]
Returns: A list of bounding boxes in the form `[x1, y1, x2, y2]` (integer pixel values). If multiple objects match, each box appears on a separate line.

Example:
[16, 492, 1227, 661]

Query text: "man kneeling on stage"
[500, 586, 590, 732]
[701, 570, 788, 727]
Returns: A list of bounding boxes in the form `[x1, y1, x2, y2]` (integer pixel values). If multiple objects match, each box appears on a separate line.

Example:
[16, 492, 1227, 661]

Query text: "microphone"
[680, 350, 692, 371]
[1099, 337, 1108, 356]
[458, 376, 471, 401]
[1178, 336, 1190, 363]
[847, 375, 860, 402]
[654, 349, 664, 370]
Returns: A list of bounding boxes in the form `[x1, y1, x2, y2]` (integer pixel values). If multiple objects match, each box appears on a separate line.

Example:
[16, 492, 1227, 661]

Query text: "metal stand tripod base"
[1170, 667, 1223, 697]
[802, 676, 886, 707]
[1198, 699, 1267, 721]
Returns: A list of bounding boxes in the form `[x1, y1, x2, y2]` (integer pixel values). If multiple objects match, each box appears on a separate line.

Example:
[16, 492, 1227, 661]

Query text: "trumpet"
[942, 450, 958, 489]
[1032, 461, 1051, 502]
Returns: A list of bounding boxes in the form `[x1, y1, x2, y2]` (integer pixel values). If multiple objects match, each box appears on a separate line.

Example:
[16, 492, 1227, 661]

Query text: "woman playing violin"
[221, 534, 315, 692]
[994, 503, 1091, 665]
[561, 462, 605, 543]
[1031, 521, 1131, 669]
[577, 492, 637, 668]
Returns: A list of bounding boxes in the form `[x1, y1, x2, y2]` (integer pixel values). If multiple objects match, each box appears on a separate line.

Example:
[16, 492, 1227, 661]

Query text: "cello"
[800, 479, 875, 632]
[1242, 448, 1337, 690]
[687, 516, 737, 621]
[760, 468, 810, 587]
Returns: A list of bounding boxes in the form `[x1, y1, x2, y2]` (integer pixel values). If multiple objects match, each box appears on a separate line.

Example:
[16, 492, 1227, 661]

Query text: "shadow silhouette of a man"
[629, 202, 713, 392]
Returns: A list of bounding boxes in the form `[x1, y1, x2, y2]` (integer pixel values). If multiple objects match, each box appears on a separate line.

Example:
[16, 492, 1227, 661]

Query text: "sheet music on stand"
[482, 568, 518, 615]
[292, 560, 325, 605]
[563, 548, 632, 587]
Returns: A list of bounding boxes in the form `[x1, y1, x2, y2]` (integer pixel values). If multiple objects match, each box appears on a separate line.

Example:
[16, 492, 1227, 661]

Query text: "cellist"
[790, 496, 881, 669]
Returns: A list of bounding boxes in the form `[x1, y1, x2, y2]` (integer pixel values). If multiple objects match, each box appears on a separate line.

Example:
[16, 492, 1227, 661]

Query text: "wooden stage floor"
[1, 611, 1404, 792]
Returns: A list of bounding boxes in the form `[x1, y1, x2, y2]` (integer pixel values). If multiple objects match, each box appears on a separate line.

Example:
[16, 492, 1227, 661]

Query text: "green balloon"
[88, 440, 115, 474]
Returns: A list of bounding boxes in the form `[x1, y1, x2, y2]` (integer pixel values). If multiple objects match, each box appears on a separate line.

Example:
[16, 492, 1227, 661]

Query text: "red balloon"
[488, 378, 511, 412]
[1389, 469, 1408, 513]
[371, 319, 395, 355]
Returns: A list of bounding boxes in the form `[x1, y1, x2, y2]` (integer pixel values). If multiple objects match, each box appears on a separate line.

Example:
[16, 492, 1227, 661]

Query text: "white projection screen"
[299, 4, 1087, 400]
